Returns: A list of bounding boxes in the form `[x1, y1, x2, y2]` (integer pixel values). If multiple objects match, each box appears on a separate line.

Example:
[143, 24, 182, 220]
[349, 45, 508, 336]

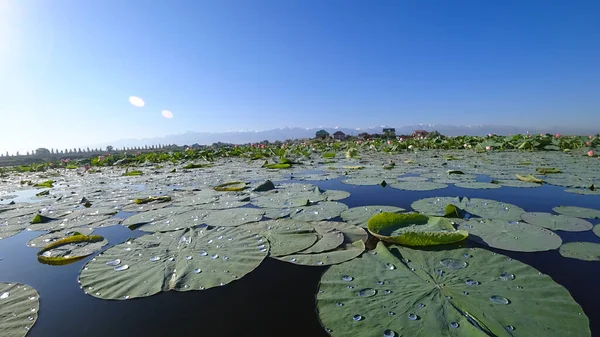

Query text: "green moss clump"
[33, 180, 54, 188]
[122, 170, 143, 176]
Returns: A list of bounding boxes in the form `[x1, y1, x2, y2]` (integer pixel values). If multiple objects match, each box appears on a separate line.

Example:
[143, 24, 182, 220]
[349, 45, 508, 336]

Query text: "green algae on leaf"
[78, 227, 269, 300]
[367, 213, 467, 246]
[536, 167, 562, 174]
[559, 242, 600, 262]
[458, 219, 562, 252]
[317, 242, 590, 337]
[182, 163, 211, 169]
[30, 214, 54, 224]
[552, 206, 600, 219]
[340, 206, 406, 228]
[264, 163, 291, 169]
[33, 180, 53, 188]
[214, 181, 248, 191]
[520, 212, 593, 232]
[0, 282, 40, 336]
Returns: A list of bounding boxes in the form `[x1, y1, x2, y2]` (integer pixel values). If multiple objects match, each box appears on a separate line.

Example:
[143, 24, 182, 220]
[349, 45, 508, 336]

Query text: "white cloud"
[128, 96, 145, 107]
[161, 110, 173, 119]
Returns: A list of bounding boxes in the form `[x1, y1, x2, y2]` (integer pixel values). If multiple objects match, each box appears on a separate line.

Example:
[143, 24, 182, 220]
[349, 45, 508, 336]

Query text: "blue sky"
[1, 0, 599, 153]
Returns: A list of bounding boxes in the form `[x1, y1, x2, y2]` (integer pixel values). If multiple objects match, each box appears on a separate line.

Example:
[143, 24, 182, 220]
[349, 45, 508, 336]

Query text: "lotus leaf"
[594, 224, 600, 238]
[78, 227, 269, 300]
[341, 177, 388, 186]
[201, 208, 265, 227]
[520, 212, 593, 232]
[411, 197, 525, 221]
[367, 213, 468, 246]
[490, 179, 541, 188]
[454, 182, 501, 189]
[340, 206, 406, 228]
[37, 234, 107, 264]
[552, 206, 600, 219]
[515, 174, 543, 184]
[317, 242, 590, 337]
[290, 202, 348, 221]
[458, 219, 562, 252]
[0, 282, 40, 337]
[214, 181, 248, 191]
[559, 242, 600, 261]
[389, 181, 448, 191]
[26, 227, 94, 248]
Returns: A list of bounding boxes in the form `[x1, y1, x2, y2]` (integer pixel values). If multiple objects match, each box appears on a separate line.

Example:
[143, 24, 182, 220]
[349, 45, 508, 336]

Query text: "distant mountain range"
[94, 124, 599, 149]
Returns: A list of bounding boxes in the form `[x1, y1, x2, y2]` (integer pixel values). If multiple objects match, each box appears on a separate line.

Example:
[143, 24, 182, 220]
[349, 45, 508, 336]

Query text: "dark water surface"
[1, 178, 599, 337]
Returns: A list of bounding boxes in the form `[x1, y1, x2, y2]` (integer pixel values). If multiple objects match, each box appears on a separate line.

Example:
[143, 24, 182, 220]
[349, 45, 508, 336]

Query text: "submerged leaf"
[367, 213, 467, 246]
[317, 242, 590, 337]
[0, 282, 40, 336]
[78, 227, 269, 300]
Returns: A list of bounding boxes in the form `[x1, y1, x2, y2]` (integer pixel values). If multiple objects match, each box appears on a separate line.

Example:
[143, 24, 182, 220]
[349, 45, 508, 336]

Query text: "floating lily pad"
[454, 182, 501, 189]
[559, 242, 600, 262]
[515, 174, 543, 184]
[37, 234, 107, 265]
[201, 208, 265, 227]
[214, 181, 248, 191]
[389, 181, 448, 191]
[367, 213, 467, 246]
[0, 215, 31, 240]
[340, 206, 406, 228]
[552, 206, 600, 219]
[317, 242, 590, 337]
[290, 202, 348, 221]
[520, 212, 593, 232]
[490, 179, 542, 188]
[411, 197, 525, 221]
[78, 227, 269, 300]
[341, 177, 388, 186]
[594, 225, 600, 238]
[27, 227, 94, 248]
[0, 282, 40, 336]
[267, 230, 319, 257]
[458, 219, 562, 252]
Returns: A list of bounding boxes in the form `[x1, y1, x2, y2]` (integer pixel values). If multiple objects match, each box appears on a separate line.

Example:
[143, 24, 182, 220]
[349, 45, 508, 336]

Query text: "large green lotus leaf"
[340, 206, 406, 228]
[0, 215, 31, 240]
[389, 181, 448, 191]
[137, 209, 211, 232]
[299, 229, 345, 254]
[317, 242, 590, 337]
[267, 230, 319, 257]
[261, 207, 294, 219]
[559, 242, 600, 262]
[0, 282, 40, 336]
[458, 219, 562, 252]
[594, 224, 600, 238]
[290, 202, 348, 221]
[26, 227, 94, 248]
[397, 176, 429, 182]
[367, 213, 468, 246]
[121, 207, 188, 227]
[27, 211, 114, 231]
[341, 177, 389, 186]
[552, 206, 600, 219]
[78, 227, 269, 300]
[454, 182, 501, 189]
[201, 208, 265, 227]
[564, 188, 600, 195]
[411, 197, 525, 221]
[38, 235, 108, 263]
[322, 189, 351, 201]
[490, 179, 542, 188]
[121, 200, 173, 213]
[520, 212, 593, 232]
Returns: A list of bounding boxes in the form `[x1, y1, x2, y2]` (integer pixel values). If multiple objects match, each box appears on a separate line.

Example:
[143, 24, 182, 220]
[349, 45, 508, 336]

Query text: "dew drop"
[450, 322, 460, 328]
[408, 313, 419, 321]
[388, 311, 395, 316]
[352, 314, 363, 321]
[490, 295, 510, 305]
[337, 302, 344, 307]
[436, 269, 444, 276]
[385, 263, 396, 270]
[199, 251, 208, 256]
[114, 265, 129, 271]
[506, 325, 515, 331]
[150, 256, 160, 261]
[0, 292, 9, 299]
[211, 254, 219, 259]
[194, 268, 202, 274]
[383, 329, 397, 337]
[462, 291, 469, 295]
[385, 290, 392, 294]
[290, 258, 297, 262]
[465, 279, 479, 286]
[440, 258, 467, 270]
[105, 259, 121, 266]
[27, 316, 34, 321]
[357, 288, 377, 297]
[316, 261, 324, 265]
[418, 303, 425, 308]
[186, 256, 193, 260]
[342, 275, 354, 281]
[377, 280, 384, 285]
[499, 272, 515, 281]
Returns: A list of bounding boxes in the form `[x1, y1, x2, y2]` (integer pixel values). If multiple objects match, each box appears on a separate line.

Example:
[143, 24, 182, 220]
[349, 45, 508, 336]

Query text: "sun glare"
[161, 110, 173, 118]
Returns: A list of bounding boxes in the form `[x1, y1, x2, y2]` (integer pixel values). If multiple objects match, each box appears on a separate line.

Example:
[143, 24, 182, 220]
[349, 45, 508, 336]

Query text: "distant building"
[333, 131, 346, 140]
[382, 128, 396, 137]
[315, 130, 330, 139]
[412, 130, 429, 138]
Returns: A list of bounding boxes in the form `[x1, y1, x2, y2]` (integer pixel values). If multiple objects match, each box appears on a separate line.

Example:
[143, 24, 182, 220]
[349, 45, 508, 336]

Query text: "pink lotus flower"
[527, 134, 532, 138]
[586, 142, 591, 146]
[488, 133, 494, 137]
[49, 162, 54, 167]
[555, 134, 561, 138]
[486, 146, 492, 151]
[250, 144, 255, 147]
[399, 137, 404, 142]
[590, 135, 594, 139]
[98, 155, 105, 161]
[588, 150, 595, 157]
[387, 140, 392, 145]
[234, 144, 238, 148]
[135, 152, 141, 156]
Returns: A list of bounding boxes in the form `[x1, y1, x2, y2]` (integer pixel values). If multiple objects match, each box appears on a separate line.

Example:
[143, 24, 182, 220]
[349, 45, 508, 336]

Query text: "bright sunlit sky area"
[1, 0, 599, 153]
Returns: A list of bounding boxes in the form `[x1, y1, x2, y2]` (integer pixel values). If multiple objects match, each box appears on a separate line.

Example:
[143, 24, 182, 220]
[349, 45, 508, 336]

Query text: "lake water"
[1, 177, 599, 337]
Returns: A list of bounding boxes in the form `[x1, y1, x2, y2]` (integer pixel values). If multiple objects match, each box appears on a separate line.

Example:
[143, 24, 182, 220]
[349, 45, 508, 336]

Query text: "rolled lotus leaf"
[340, 206, 406, 228]
[78, 227, 269, 300]
[515, 174, 543, 184]
[520, 212, 593, 232]
[458, 219, 562, 252]
[214, 181, 248, 191]
[37, 234, 107, 265]
[411, 197, 525, 221]
[559, 242, 600, 261]
[134, 195, 172, 204]
[27, 227, 94, 248]
[0, 282, 40, 336]
[317, 242, 590, 337]
[367, 213, 467, 246]
[552, 206, 600, 219]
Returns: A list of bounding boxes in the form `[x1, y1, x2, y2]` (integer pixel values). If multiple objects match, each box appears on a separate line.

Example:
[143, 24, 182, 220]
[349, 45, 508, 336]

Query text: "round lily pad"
[290, 202, 348, 221]
[411, 197, 525, 221]
[388, 181, 448, 191]
[520, 212, 593, 232]
[317, 242, 590, 337]
[458, 219, 562, 252]
[78, 227, 269, 300]
[0, 282, 40, 336]
[552, 206, 600, 219]
[0, 215, 31, 240]
[454, 182, 501, 189]
[490, 179, 542, 188]
[26, 227, 94, 248]
[559, 242, 600, 262]
[340, 206, 406, 228]
[341, 177, 389, 186]
[367, 213, 468, 246]
[201, 208, 265, 227]
[594, 224, 600, 238]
